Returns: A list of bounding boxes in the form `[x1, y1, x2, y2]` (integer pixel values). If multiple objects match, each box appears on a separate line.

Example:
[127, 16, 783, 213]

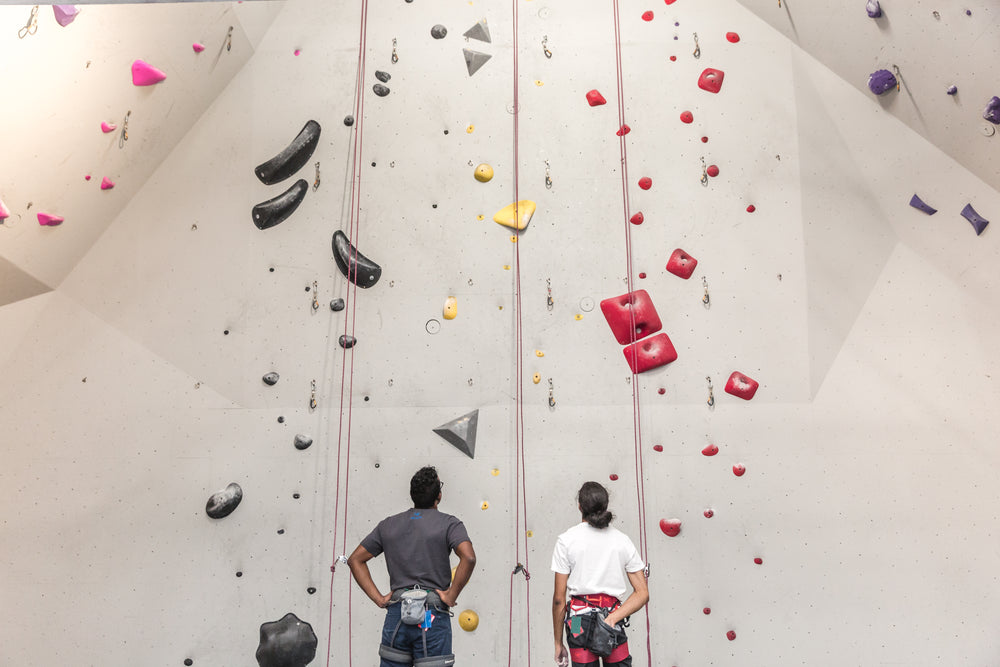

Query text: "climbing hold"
[100, 121, 117, 133]
[701, 136, 709, 143]
[666, 249, 698, 279]
[491, 468, 500, 476]
[727, 630, 737, 641]
[131, 59, 167, 86]
[703, 607, 712, 615]
[726, 32, 740, 43]
[373, 83, 390, 97]
[623, 333, 678, 374]
[665, 0, 677, 3]
[294, 434, 313, 450]
[630, 212, 644, 225]
[669, 55, 677, 62]
[255, 613, 317, 667]
[653, 444, 663, 452]
[433, 409, 479, 459]
[467, 125, 475, 134]
[53, 5, 80, 26]
[431, 24, 448, 39]
[638, 177, 652, 190]
[586, 89, 607, 106]
[961, 203, 990, 236]
[680, 110, 694, 123]
[908, 194, 937, 215]
[947, 85, 958, 95]
[255, 120, 321, 185]
[574, 314, 583, 320]
[332, 230, 382, 288]
[463, 49, 492, 76]
[307, 587, 316, 594]
[746, 204, 756, 213]
[192, 42, 205, 53]
[443, 296, 458, 320]
[344, 116, 355, 126]
[703, 509, 714, 518]
[481, 501, 489, 510]
[698, 68, 725, 94]
[330, 298, 345, 311]
[983, 96, 1000, 124]
[493, 200, 536, 231]
[658, 518, 681, 537]
[642, 10, 654, 21]
[375, 70, 391, 83]
[866, 0, 882, 18]
[706, 165, 719, 178]
[474, 163, 494, 182]
[754, 557, 763, 565]
[535, 350, 544, 357]
[263, 372, 279, 386]
[733, 463, 746, 477]
[725, 371, 759, 400]
[252, 179, 308, 230]
[867, 69, 897, 95]
[100, 177, 115, 190]
[616, 124, 631, 136]
[185, 659, 194, 666]
[0, 199, 9, 223]
[458, 610, 480, 632]
[84, 175, 91, 181]
[339, 334, 357, 349]
[293, 49, 301, 56]
[609, 474, 619, 481]
[600, 290, 662, 344]
[37, 213, 64, 226]
[702, 444, 718, 456]
[205, 482, 243, 519]
[463, 19, 491, 43]
[533, 373, 541, 384]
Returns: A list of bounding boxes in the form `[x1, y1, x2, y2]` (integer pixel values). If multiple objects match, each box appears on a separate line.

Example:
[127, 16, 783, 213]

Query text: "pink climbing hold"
[192, 43, 206, 53]
[666, 248, 698, 279]
[294, 49, 302, 56]
[658, 518, 681, 537]
[706, 165, 720, 178]
[630, 212, 644, 225]
[586, 90, 607, 106]
[703, 509, 714, 518]
[601, 289, 661, 344]
[609, 474, 619, 481]
[642, 11, 654, 21]
[101, 177, 115, 190]
[0, 198, 9, 222]
[100, 121, 117, 133]
[53, 5, 80, 27]
[726, 32, 741, 43]
[623, 332, 677, 374]
[638, 176, 652, 190]
[725, 371, 759, 400]
[131, 59, 167, 86]
[727, 631, 737, 641]
[84, 175, 91, 181]
[698, 68, 725, 94]
[733, 463, 746, 477]
[37, 213, 64, 227]
[653, 444, 663, 452]
[616, 124, 631, 136]
[680, 110, 694, 124]
[702, 444, 718, 456]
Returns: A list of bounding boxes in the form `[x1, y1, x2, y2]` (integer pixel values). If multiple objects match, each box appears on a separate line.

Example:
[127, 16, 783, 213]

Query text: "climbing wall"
[2, 1, 1000, 666]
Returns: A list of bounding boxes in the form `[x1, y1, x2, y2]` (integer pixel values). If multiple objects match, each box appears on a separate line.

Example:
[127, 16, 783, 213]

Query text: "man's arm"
[604, 569, 649, 627]
[435, 540, 476, 608]
[552, 572, 569, 667]
[346, 544, 391, 608]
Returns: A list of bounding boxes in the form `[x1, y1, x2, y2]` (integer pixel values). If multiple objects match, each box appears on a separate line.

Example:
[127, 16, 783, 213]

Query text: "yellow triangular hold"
[493, 200, 536, 231]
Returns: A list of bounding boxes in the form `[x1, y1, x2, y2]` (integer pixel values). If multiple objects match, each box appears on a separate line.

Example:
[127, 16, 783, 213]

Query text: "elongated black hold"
[332, 230, 382, 287]
[252, 179, 308, 230]
[254, 120, 322, 185]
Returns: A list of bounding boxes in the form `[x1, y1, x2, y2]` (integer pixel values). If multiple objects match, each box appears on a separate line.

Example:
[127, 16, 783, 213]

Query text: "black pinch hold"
[252, 179, 308, 230]
[332, 230, 382, 287]
[373, 83, 390, 97]
[254, 120, 322, 185]
[375, 70, 391, 83]
[330, 298, 345, 312]
[256, 613, 317, 667]
[339, 335, 357, 349]
[206, 482, 243, 519]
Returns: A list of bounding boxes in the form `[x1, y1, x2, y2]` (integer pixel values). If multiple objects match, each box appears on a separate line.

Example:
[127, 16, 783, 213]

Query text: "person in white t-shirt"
[551, 481, 648, 667]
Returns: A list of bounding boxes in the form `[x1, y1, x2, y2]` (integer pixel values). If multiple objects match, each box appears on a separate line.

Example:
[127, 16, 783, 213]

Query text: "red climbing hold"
[725, 371, 759, 400]
[664, 0, 677, 4]
[666, 248, 698, 279]
[642, 10, 654, 21]
[733, 463, 746, 477]
[638, 177, 653, 190]
[657, 387, 666, 395]
[638, 272, 647, 279]
[727, 631, 737, 641]
[600, 290, 662, 345]
[658, 518, 681, 537]
[703, 509, 714, 518]
[746, 204, 756, 213]
[698, 68, 725, 94]
[586, 89, 607, 107]
[701, 136, 708, 143]
[630, 212, 644, 225]
[680, 110, 694, 124]
[754, 557, 763, 565]
[706, 165, 720, 178]
[616, 124, 631, 136]
[702, 444, 718, 456]
[623, 332, 678, 374]
[703, 607, 712, 615]
[653, 444, 663, 452]
[609, 474, 619, 481]
[726, 32, 741, 43]
[669, 55, 677, 62]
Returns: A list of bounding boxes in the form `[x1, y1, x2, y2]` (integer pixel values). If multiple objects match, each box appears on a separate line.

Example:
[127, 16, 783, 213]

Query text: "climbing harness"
[379, 589, 456, 667]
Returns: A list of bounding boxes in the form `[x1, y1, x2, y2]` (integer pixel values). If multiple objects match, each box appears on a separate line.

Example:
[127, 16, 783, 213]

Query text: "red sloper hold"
[701, 444, 718, 456]
[630, 212, 644, 225]
[725, 371, 759, 400]
[586, 89, 607, 106]
[623, 332, 678, 374]
[638, 176, 653, 190]
[600, 289, 662, 345]
[698, 68, 725, 94]
[642, 10, 654, 21]
[666, 248, 698, 279]
[680, 110, 694, 123]
[658, 518, 681, 537]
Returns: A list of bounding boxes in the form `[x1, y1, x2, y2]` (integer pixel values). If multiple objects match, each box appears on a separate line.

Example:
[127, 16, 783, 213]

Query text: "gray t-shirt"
[360, 508, 470, 591]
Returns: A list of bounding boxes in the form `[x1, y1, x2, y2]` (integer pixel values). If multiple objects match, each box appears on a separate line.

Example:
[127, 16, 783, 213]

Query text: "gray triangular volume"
[463, 49, 492, 77]
[463, 19, 491, 43]
[433, 409, 479, 459]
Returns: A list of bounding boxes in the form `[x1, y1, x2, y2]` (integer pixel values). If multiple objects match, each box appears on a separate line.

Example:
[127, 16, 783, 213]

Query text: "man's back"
[361, 508, 469, 592]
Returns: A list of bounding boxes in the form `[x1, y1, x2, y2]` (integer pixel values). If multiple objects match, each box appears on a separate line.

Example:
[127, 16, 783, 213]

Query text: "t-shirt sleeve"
[551, 535, 571, 574]
[622, 535, 644, 573]
[360, 520, 384, 558]
[447, 517, 471, 550]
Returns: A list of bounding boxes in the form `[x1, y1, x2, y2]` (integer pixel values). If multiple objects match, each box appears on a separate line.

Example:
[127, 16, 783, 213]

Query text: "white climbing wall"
[2, 0, 1000, 666]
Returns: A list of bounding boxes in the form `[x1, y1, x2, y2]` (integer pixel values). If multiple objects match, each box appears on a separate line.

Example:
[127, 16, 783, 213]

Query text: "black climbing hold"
[431, 24, 447, 39]
[254, 120, 322, 185]
[344, 115, 354, 126]
[339, 335, 357, 349]
[206, 482, 243, 519]
[237, 571, 243, 577]
[256, 613, 318, 667]
[363, 395, 370, 402]
[263, 372, 279, 386]
[269, 267, 275, 272]
[252, 179, 308, 230]
[443, 130, 449, 135]
[432, 204, 438, 209]
[375, 462, 380, 468]
[330, 298, 345, 312]
[332, 230, 382, 288]
[224, 329, 230, 335]
[294, 434, 313, 450]
[185, 660, 193, 666]
[304, 286, 310, 292]
[375, 70, 391, 83]
[371, 162, 376, 167]
[277, 529, 285, 535]
[373, 83, 390, 97]
[433, 409, 479, 459]
[307, 587, 316, 595]
[293, 493, 301, 499]
[277, 416, 285, 423]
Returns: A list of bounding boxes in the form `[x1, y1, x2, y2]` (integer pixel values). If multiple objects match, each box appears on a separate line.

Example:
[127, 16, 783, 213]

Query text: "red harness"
[566, 594, 630, 664]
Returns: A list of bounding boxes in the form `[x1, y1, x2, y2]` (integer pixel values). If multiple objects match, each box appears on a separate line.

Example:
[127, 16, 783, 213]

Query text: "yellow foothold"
[443, 296, 458, 320]
[574, 313, 583, 321]
[532, 373, 541, 384]
[535, 350, 544, 357]
[474, 163, 494, 183]
[481, 501, 489, 510]
[494, 200, 537, 231]
[535, 80, 544, 86]
[477, 214, 485, 221]
[491, 468, 500, 476]
[466, 124, 475, 134]
[498, 305, 504, 310]
[458, 609, 480, 632]
[503, 265, 511, 270]
[510, 235, 518, 243]
[526, 530, 533, 538]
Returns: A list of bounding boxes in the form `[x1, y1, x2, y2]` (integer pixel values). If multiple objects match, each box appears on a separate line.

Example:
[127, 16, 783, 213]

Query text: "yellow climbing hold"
[477, 214, 485, 221]
[481, 501, 489, 510]
[535, 350, 545, 357]
[532, 373, 541, 384]
[535, 80, 544, 86]
[574, 313, 583, 321]
[491, 468, 500, 476]
[474, 164, 494, 183]
[510, 235, 518, 243]
[466, 124, 475, 134]
[503, 264, 511, 270]
[494, 200, 537, 231]
[526, 530, 533, 538]
[443, 296, 458, 320]
[459, 609, 480, 632]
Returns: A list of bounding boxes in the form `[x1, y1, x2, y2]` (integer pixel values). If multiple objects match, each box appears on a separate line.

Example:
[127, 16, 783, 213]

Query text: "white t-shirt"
[550, 522, 645, 601]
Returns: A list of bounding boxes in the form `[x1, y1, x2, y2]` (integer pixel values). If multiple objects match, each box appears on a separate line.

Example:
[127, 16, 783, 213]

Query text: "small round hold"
[680, 110, 694, 123]
[701, 136, 709, 143]
[431, 24, 448, 39]
[653, 444, 663, 452]
[307, 587, 316, 595]
[330, 298, 345, 312]
[185, 659, 194, 666]
[339, 334, 357, 349]
[574, 314, 583, 321]
[746, 204, 756, 213]
[236, 571, 243, 577]
[364, 395, 370, 402]
[638, 272, 647, 279]
[670, 55, 677, 61]
[474, 163, 494, 182]
[262, 372, 279, 386]
[344, 115, 355, 126]
[726, 31, 741, 43]
[375, 462, 380, 468]
[727, 630, 737, 641]
[638, 176, 653, 190]
[206, 482, 243, 519]
[733, 463, 746, 477]
[443, 129, 449, 135]
[532, 373, 541, 384]
[754, 557, 763, 565]
[277, 416, 284, 423]
[373, 83, 390, 97]
[293, 493, 300, 499]
[277, 529, 285, 535]
[481, 501, 489, 510]
[642, 10, 654, 21]
[269, 267, 275, 272]
[704, 509, 714, 518]
[224, 329, 230, 335]
[946, 85, 958, 95]
[459, 609, 479, 631]
[491, 468, 500, 476]
[304, 285, 311, 292]
[706, 165, 720, 178]
[657, 388, 666, 395]
[609, 474, 619, 481]
[294, 434, 313, 450]
[703, 607, 712, 615]
[375, 70, 391, 83]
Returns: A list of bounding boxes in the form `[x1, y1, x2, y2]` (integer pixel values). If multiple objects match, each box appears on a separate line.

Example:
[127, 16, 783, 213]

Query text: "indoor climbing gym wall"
[1, 0, 1000, 665]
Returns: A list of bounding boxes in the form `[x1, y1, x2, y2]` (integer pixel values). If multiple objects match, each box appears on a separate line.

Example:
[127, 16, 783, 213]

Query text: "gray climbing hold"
[867, 69, 896, 95]
[206, 482, 243, 519]
[463, 19, 491, 43]
[983, 96, 1000, 124]
[961, 203, 989, 236]
[344, 115, 354, 126]
[263, 372, 279, 386]
[254, 120, 321, 186]
[339, 335, 356, 349]
[463, 49, 492, 77]
[255, 613, 317, 667]
[252, 179, 309, 231]
[909, 194, 937, 215]
[373, 84, 390, 97]
[431, 24, 447, 39]
[375, 70, 391, 83]
[332, 230, 382, 288]
[330, 298, 345, 312]
[432, 409, 479, 459]
[294, 434, 313, 450]
[865, 0, 882, 18]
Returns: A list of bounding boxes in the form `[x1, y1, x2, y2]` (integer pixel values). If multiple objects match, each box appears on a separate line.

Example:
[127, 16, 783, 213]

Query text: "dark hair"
[411, 466, 442, 509]
[578, 481, 613, 529]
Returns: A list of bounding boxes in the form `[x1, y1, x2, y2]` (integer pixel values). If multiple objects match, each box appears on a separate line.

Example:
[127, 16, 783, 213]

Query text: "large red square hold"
[698, 68, 725, 94]
[623, 333, 678, 374]
[600, 289, 662, 345]
[725, 371, 759, 400]
[666, 248, 698, 279]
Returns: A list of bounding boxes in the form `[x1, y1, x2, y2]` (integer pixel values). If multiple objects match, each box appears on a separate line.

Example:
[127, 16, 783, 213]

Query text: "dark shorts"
[380, 598, 452, 667]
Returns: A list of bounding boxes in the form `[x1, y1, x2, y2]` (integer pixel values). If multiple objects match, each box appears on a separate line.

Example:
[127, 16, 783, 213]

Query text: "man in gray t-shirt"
[348, 466, 476, 667]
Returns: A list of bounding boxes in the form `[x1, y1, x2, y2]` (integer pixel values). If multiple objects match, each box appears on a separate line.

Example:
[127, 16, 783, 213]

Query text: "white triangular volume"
[463, 19, 491, 43]
[463, 49, 492, 77]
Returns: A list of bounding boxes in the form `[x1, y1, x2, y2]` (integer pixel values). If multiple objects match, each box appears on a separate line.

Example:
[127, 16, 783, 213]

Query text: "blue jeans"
[380, 601, 452, 667]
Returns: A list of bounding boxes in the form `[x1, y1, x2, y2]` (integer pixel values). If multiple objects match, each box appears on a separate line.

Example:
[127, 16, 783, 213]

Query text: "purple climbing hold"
[53, 5, 80, 27]
[947, 85, 958, 96]
[909, 194, 937, 215]
[868, 69, 897, 95]
[866, 0, 882, 18]
[982, 96, 1000, 124]
[961, 204, 989, 236]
